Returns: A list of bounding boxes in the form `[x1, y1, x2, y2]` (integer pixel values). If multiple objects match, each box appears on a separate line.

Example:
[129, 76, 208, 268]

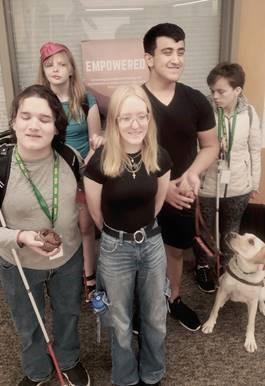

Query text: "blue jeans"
[97, 230, 168, 386]
[0, 246, 83, 382]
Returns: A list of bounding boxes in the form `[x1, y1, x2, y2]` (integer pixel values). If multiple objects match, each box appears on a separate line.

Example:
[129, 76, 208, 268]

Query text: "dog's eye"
[248, 238, 255, 245]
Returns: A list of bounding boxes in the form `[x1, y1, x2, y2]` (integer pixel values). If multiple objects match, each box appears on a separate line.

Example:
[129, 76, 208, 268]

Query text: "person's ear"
[144, 52, 154, 69]
[235, 86, 242, 97]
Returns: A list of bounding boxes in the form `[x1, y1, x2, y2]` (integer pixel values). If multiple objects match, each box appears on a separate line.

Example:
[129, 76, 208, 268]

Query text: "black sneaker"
[195, 265, 216, 293]
[138, 381, 161, 385]
[18, 374, 52, 386]
[63, 362, 90, 386]
[169, 297, 201, 331]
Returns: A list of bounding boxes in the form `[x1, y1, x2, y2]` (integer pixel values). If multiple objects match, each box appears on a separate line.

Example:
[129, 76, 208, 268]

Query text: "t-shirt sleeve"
[86, 93, 97, 108]
[156, 146, 173, 177]
[192, 89, 216, 132]
[83, 147, 105, 184]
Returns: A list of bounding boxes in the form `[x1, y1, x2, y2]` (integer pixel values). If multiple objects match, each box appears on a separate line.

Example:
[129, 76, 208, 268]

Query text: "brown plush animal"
[36, 229, 62, 252]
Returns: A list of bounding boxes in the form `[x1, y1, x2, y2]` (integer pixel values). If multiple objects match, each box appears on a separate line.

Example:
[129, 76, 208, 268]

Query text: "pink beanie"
[40, 42, 68, 62]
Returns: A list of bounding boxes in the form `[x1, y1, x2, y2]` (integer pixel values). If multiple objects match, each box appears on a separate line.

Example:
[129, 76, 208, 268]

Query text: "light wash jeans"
[0, 246, 83, 382]
[97, 229, 168, 386]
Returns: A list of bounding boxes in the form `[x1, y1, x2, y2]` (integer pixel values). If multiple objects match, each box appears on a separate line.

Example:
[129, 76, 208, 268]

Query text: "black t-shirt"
[143, 83, 216, 179]
[84, 146, 172, 232]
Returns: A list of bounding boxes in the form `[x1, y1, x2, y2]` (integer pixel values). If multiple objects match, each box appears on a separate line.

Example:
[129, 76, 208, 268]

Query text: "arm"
[84, 177, 103, 230]
[87, 103, 102, 138]
[155, 170, 170, 216]
[178, 127, 219, 195]
[0, 227, 59, 257]
[84, 104, 103, 163]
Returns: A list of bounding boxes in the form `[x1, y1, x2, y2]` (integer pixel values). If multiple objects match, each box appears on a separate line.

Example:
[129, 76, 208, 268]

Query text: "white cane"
[0, 211, 68, 386]
[215, 159, 223, 278]
[216, 160, 221, 250]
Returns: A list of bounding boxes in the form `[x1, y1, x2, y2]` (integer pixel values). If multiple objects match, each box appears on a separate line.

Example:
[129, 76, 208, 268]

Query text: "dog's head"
[226, 232, 265, 264]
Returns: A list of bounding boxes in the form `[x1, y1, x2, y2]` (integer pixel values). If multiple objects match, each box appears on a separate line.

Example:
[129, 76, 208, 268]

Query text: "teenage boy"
[0, 85, 90, 386]
[143, 23, 219, 331]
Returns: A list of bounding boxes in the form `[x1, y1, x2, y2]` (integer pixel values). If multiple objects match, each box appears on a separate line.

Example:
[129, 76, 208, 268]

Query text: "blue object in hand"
[91, 291, 107, 314]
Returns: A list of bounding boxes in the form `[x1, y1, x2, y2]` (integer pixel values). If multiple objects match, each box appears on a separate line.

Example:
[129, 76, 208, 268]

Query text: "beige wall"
[231, 0, 265, 204]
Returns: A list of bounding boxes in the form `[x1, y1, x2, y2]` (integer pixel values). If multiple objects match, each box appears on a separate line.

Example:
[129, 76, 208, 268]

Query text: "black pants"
[193, 193, 250, 266]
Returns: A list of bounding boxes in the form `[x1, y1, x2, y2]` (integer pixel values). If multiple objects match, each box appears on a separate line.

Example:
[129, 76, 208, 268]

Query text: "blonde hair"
[102, 84, 159, 177]
[38, 49, 86, 121]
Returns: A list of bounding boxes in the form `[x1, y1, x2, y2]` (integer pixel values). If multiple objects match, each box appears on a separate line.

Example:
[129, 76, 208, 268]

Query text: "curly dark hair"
[207, 62, 245, 89]
[143, 23, 185, 55]
[9, 84, 68, 146]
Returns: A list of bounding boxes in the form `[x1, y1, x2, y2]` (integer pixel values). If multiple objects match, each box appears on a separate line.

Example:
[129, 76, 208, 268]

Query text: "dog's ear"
[253, 246, 265, 264]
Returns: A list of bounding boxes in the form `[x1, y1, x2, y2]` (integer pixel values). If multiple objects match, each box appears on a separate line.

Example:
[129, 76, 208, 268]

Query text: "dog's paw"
[202, 320, 215, 334]
[244, 336, 257, 353]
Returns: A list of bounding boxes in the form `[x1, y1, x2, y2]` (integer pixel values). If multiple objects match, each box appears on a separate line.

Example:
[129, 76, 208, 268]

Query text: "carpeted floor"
[1, 254, 265, 386]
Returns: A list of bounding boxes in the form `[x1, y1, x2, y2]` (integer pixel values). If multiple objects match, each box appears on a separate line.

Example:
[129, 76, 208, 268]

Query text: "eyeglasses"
[117, 113, 149, 127]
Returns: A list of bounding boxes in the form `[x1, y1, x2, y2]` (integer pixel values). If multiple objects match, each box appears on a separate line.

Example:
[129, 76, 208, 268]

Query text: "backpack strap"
[0, 146, 13, 209]
[53, 141, 80, 182]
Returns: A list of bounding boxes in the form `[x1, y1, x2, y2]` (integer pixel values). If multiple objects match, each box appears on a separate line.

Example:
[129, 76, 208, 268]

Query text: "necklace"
[124, 152, 143, 179]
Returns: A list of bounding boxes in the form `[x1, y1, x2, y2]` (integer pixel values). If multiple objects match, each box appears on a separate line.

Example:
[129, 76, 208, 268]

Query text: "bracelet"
[16, 230, 24, 248]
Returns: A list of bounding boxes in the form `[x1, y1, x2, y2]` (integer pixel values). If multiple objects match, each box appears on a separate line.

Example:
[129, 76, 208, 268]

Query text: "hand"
[18, 230, 60, 257]
[177, 170, 201, 196]
[89, 134, 105, 151]
[249, 190, 259, 201]
[165, 179, 194, 210]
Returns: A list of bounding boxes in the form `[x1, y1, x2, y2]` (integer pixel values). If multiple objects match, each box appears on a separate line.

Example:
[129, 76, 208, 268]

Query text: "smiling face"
[145, 36, 185, 84]
[13, 96, 56, 160]
[43, 51, 72, 87]
[117, 95, 149, 153]
[209, 76, 242, 113]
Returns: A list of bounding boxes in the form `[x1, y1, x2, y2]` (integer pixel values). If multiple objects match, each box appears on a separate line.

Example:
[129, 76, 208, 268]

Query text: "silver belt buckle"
[133, 229, 145, 244]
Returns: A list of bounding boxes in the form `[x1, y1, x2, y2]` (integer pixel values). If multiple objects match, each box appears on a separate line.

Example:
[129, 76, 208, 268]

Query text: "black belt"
[103, 222, 161, 244]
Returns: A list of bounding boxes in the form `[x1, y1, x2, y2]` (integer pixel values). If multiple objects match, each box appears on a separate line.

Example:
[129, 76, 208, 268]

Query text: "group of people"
[0, 22, 261, 386]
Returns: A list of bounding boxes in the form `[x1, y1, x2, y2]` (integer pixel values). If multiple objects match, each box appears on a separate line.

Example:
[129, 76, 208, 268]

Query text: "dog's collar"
[226, 265, 264, 287]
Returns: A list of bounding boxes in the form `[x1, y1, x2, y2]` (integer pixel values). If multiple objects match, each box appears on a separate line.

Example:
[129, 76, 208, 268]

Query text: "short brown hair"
[207, 62, 245, 89]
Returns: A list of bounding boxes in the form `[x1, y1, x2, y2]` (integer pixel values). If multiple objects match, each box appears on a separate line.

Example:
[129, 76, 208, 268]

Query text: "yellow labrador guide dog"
[202, 232, 265, 353]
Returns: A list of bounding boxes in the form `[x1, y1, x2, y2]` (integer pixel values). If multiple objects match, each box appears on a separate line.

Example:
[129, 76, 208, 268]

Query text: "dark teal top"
[62, 93, 96, 158]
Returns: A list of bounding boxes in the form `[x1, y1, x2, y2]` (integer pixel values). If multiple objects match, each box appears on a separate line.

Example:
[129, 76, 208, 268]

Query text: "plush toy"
[36, 229, 62, 252]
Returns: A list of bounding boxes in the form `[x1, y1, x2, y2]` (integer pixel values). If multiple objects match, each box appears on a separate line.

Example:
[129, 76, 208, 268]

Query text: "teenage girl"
[84, 84, 171, 385]
[38, 41, 102, 299]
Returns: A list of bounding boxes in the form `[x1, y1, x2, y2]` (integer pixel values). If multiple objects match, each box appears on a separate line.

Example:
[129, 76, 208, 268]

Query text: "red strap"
[195, 197, 221, 278]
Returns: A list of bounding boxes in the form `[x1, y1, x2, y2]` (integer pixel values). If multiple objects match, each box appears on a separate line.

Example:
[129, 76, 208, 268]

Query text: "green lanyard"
[15, 148, 59, 227]
[217, 108, 237, 165]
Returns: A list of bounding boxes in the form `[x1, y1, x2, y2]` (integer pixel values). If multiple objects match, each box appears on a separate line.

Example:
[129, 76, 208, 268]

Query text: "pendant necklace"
[124, 151, 142, 179]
